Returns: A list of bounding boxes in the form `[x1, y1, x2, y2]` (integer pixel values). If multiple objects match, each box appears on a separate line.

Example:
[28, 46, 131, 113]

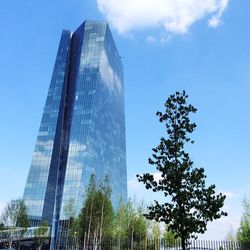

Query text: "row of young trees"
[237, 198, 250, 246]
[226, 198, 250, 248]
[0, 199, 49, 250]
[63, 174, 175, 249]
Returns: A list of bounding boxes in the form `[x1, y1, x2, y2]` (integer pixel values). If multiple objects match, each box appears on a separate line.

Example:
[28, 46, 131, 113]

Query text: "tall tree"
[137, 91, 227, 250]
[237, 198, 250, 248]
[0, 199, 29, 250]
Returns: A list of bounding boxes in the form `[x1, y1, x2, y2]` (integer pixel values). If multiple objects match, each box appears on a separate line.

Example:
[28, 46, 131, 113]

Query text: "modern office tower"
[23, 20, 127, 245]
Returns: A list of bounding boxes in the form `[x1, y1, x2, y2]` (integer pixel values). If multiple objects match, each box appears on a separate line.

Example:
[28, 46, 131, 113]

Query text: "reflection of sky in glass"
[99, 50, 123, 95]
[23, 30, 71, 219]
[60, 21, 127, 218]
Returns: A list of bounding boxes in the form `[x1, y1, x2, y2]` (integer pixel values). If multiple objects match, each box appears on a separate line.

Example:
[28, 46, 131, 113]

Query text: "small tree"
[79, 174, 96, 247]
[114, 199, 129, 249]
[133, 205, 147, 244]
[99, 175, 113, 244]
[63, 197, 77, 246]
[126, 199, 137, 250]
[163, 226, 180, 247]
[78, 175, 114, 248]
[126, 200, 147, 250]
[237, 198, 250, 248]
[137, 91, 227, 250]
[34, 221, 50, 250]
[16, 200, 29, 250]
[114, 199, 148, 250]
[0, 199, 29, 250]
[152, 221, 161, 250]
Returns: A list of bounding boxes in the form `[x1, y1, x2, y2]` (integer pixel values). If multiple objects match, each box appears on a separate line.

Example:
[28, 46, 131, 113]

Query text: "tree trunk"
[130, 225, 134, 250]
[87, 195, 94, 246]
[83, 231, 87, 250]
[118, 237, 121, 250]
[93, 230, 98, 250]
[181, 237, 186, 250]
[99, 195, 105, 248]
[8, 229, 13, 250]
[9, 237, 12, 250]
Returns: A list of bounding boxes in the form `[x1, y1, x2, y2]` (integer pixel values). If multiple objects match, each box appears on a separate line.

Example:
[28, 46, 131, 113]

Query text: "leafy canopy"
[237, 198, 250, 247]
[78, 174, 114, 241]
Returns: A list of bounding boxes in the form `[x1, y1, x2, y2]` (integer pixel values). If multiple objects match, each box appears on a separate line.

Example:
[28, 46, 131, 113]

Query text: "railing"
[0, 236, 249, 250]
[55, 239, 249, 250]
[0, 226, 50, 241]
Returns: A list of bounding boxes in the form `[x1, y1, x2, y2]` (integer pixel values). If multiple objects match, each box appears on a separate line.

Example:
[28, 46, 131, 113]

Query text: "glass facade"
[23, 20, 127, 244]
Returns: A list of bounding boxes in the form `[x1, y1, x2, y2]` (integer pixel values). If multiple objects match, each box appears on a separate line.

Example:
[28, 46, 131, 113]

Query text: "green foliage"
[0, 223, 4, 230]
[114, 199, 148, 249]
[64, 197, 76, 220]
[114, 199, 129, 241]
[1, 199, 29, 228]
[163, 226, 180, 247]
[146, 221, 161, 250]
[237, 198, 250, 247]
[137, 91, 227, 249]
[151, 221, 161, 240]
[16, 200, 29, 229]
[78, 174, 114, 244]
[133, 205, 147, 242]
[126, 200, 147, 245]
[34, 221, 49, 237]
[0, 199, 29, 249]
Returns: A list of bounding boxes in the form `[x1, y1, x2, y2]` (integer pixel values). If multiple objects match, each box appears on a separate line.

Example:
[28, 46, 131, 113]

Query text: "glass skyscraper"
[23, 20, 127, 245]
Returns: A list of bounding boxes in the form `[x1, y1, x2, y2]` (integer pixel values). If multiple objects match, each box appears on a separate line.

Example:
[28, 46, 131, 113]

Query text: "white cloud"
[99, 50, 123, 94]
[220, 190, 236, 198]
[146, 36, 156, 43]
[97, 0, 229, 34]
[208, 15, 221, 27]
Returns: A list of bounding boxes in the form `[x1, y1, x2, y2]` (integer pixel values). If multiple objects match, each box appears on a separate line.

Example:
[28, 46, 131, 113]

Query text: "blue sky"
[1, 0, 250, 240]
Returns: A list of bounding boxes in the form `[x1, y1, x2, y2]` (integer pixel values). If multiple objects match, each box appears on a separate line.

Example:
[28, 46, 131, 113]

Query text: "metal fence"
[55, 239, 249, 250]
